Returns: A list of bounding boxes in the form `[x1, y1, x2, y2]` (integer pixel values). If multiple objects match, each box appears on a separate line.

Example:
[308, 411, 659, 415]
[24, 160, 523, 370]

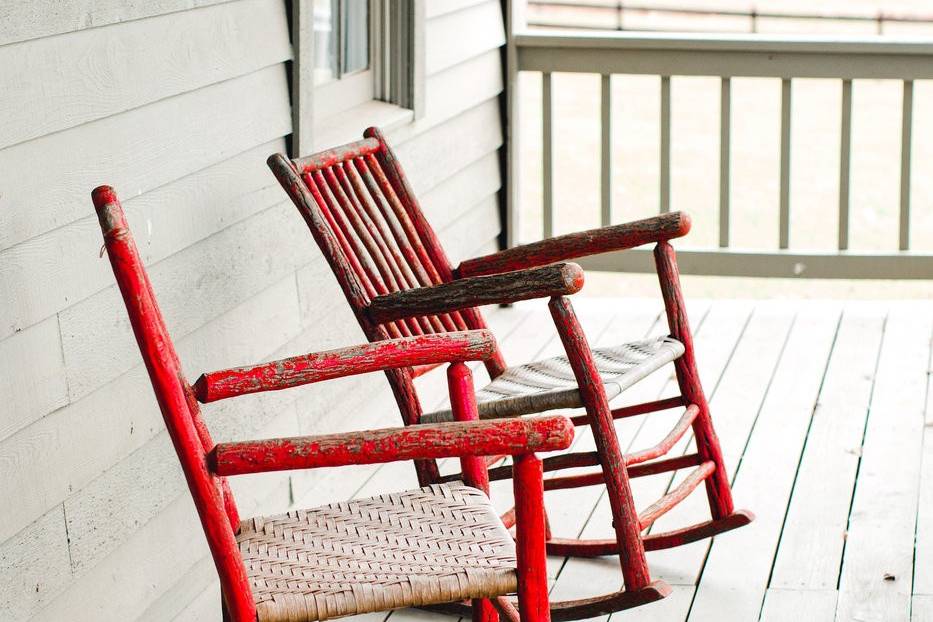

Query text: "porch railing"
[509, 30, 933, 278]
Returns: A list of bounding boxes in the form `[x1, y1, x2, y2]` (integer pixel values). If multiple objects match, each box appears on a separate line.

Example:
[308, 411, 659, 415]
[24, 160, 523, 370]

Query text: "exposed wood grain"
[540, 303, 659, 581]
[368, 263, 584, 324]
[835, 308, 931, 621]
[0, 64, 290, 255]
[547, 302, 712, 610]
[458, 212, 691, 278]
[195, 330, 496, 403]
[769, 306, 886, 590]
[0, 0, 290, 149]
[95, 187, 254, 619]
[211, 415, 574, 475]
[0, 139, 285, 341]
[554, 301, 748, 597]
[688, 303, 840, 621]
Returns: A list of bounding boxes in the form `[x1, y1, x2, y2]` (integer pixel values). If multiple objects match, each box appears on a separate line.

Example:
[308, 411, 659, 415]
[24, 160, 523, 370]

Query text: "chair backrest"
[92, 186, 254, 618]
[268, 127, 496, 346]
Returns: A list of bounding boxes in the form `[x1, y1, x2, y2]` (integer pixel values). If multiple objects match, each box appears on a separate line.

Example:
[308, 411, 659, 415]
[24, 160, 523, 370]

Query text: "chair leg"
[549, 296, 651, 592]
[449, 362, 499, 622]
[514, 453, 551, 622]
[654, 241, 734, 519]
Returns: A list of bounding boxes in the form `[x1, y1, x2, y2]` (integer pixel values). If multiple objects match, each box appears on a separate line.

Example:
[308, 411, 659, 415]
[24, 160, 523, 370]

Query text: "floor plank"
[644, 301, 796, 589]
[910, 307, 933, 598]
[687, 302, 841, 621]
[769, 304, 887, 591]
[835, 307, 932, 622]
[760, 588, 838, 621]
[913, 595, 933, 622]
[370, 299, 933, 622]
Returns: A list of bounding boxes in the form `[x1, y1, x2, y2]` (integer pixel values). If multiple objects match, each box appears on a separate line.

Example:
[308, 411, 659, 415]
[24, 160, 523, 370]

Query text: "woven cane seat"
[424, 336, 684, 423]
[237, 483, 517, 622]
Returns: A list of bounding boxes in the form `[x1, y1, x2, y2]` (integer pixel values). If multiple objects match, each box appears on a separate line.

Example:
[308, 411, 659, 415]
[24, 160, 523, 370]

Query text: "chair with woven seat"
[267, 128, 753, 619]
[92, 185, 575, 622]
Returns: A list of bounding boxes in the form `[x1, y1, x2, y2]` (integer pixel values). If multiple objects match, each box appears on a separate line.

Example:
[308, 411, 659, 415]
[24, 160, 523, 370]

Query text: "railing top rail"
[516, 30, 933, 55]
[516, 30, 933, 79]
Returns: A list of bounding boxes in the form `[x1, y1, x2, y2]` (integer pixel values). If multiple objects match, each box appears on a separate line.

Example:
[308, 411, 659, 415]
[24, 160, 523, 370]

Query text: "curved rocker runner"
[267, 128, 754, 619]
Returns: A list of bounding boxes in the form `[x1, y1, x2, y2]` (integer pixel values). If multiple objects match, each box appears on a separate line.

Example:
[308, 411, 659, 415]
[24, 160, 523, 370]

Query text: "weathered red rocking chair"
[92, 185, 576, 622]
[267, 128, 753, 619]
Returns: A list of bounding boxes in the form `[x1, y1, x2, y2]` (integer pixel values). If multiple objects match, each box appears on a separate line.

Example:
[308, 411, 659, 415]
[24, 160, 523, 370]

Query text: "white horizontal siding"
[0, 139, 285, 379]
[0, 507, 71, 620]
[0, 0, 290, 149]
[59, 200, 315, 400]
[0, 317, 67, 441]
[425, 0, 505, 76]
[0, 0, 230, 46]
[1, 0, 507, 618]
[0, 63, 291, 257]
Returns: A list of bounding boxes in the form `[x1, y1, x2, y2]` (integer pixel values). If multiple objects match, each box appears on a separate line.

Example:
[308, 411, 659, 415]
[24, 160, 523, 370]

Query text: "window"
[313, 0, 370, 86]
[290, 0, 423, 155]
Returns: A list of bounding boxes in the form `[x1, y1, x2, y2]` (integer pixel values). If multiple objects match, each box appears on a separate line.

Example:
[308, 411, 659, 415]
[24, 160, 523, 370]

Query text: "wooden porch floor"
[345, 297, 933, 622]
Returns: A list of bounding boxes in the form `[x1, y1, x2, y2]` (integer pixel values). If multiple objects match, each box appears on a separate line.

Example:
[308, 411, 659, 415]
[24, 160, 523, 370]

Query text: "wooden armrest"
[194, 330, 496, 403]
[367, 262, 584, 324]
[458, 212, 691, 278]
[210, 415, 575, 476]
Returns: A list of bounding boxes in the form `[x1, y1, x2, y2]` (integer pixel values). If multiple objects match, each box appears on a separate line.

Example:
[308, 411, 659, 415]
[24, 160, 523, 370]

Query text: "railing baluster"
[779, 78, 792, 249]
[900, 79, 913, 251]
[838, 79, 852, 250]
[719, 77, 731, 248]
[601, 74, 613, 227]
[660, 75, 671, 214]
[542, 72, 555, 239]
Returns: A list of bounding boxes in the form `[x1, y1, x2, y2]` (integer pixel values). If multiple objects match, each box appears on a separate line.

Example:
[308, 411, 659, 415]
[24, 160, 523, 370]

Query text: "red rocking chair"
[267, 128, 754, 619]
[92, 185, 575, 622]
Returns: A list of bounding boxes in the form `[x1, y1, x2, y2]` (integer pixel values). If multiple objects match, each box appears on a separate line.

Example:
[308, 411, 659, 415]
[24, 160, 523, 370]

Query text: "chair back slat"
[92, 186, 254, 619]
[355, 154, 466, 333]
[289, 134, 482, 338]
[307, 169, 411, 338]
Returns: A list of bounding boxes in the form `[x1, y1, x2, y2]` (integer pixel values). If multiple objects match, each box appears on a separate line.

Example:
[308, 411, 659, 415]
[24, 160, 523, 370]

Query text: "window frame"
[290, 0, 424, 157]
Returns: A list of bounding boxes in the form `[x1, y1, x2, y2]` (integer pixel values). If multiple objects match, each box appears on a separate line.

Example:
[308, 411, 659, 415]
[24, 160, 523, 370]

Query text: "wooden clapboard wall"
[0, 0, 505, 619]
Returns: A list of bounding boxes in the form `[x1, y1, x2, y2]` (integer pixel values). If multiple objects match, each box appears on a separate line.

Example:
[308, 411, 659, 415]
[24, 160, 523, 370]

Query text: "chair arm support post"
[210, 416, 574, 476]
[654, 241, 734, 519]
[448, 362, 491, 495]
[549, 295, 652, 590]
[458, 212, 691, 278]
[367, 263, 584, 324]
[513, 453, 551, 622]
[194, 330, 497, 403]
